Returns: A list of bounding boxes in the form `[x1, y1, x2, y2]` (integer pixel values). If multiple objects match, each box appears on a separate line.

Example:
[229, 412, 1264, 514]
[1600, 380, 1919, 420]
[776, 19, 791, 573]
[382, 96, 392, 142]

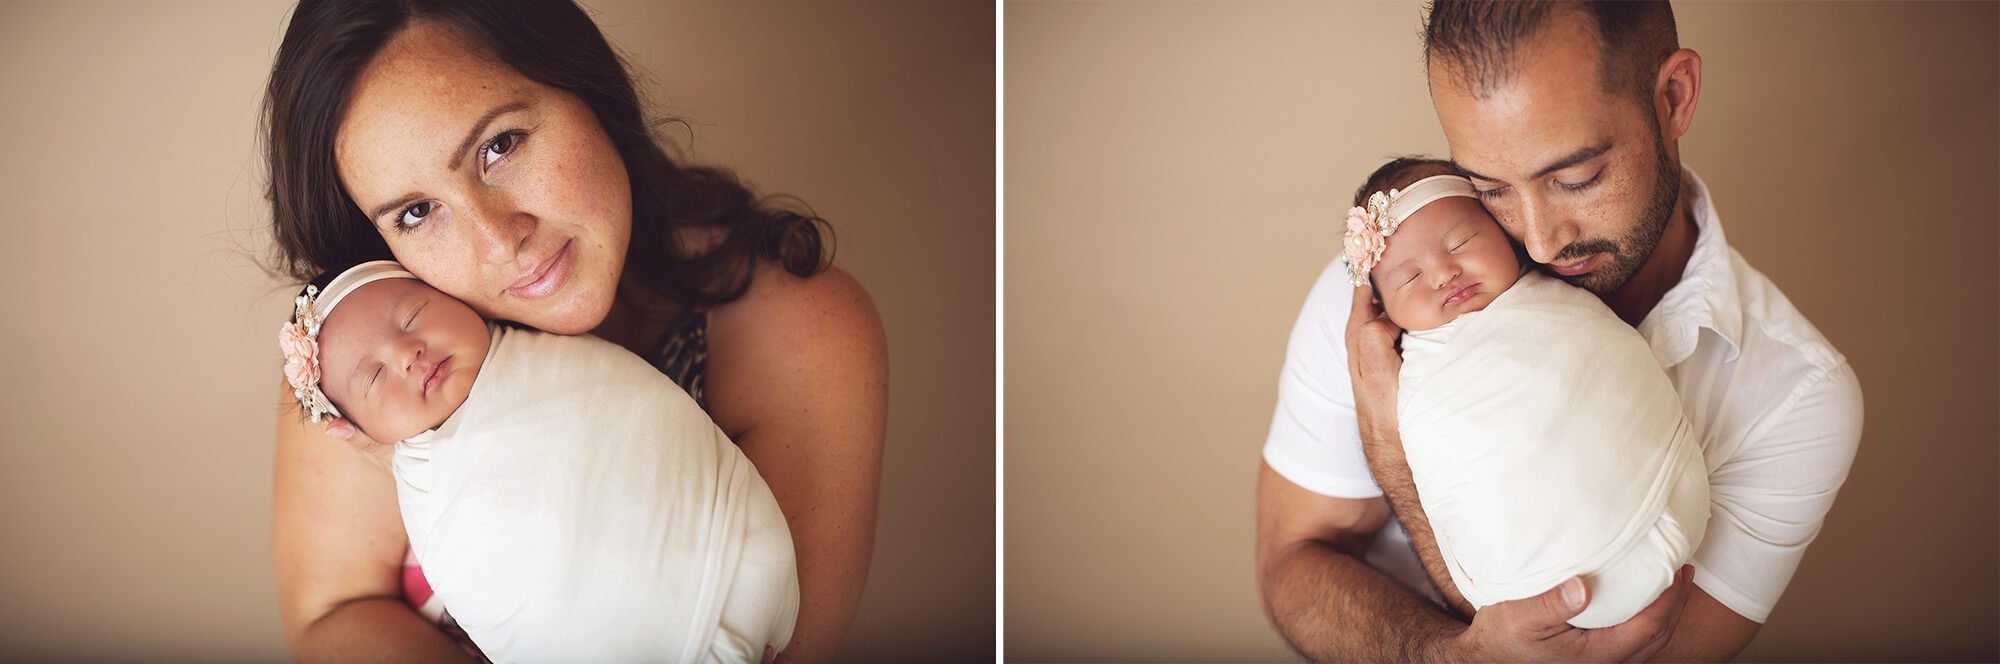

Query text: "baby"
[279, 260, 797, 662]
[1342, 159, 1709, 628]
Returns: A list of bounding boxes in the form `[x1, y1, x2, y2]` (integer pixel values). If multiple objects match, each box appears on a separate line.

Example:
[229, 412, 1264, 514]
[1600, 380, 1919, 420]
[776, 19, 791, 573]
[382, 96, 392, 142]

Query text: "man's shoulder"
[1699, 248, 1864, 455]
[1724, 248, 1851, 377]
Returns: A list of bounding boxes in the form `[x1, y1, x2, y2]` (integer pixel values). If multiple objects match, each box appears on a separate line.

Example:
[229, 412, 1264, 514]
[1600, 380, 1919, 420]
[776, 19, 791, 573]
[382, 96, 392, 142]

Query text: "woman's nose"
[458, 194, 534, 265]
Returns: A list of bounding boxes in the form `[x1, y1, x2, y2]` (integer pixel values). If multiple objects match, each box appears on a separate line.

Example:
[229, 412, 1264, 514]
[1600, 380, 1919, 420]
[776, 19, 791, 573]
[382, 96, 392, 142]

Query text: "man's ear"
[1655, 48, 1703, 141]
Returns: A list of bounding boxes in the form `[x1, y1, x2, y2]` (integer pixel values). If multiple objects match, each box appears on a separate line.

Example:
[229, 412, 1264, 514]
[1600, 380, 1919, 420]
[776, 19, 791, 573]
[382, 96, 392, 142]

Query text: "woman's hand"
[322, 416, 394, 471]
[273, 380, 468, 662]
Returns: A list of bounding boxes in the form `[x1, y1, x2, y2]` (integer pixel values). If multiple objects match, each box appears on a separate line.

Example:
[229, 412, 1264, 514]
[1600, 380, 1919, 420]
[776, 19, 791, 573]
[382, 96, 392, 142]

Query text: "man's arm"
[1255, 461, 1469, 662]
[1355, 423, 1475, 619]
[1359, 416, 1759, 662]
[1336, 283, 1697, 662]
[1650, 586, 1761, 661]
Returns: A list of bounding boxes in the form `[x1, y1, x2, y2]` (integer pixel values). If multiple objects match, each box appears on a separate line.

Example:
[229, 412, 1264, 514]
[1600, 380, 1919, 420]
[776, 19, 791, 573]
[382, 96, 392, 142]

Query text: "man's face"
[1428, 9, 1678, 296]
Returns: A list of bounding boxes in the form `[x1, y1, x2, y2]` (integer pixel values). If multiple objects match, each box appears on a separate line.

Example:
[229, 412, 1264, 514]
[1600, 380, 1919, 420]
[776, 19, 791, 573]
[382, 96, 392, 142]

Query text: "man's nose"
[1516, 194, 1576, 265]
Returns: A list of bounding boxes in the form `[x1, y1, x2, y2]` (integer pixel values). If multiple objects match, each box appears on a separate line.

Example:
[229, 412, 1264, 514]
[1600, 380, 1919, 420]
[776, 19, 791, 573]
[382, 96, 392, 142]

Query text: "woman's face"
[334, 21, 631, 335]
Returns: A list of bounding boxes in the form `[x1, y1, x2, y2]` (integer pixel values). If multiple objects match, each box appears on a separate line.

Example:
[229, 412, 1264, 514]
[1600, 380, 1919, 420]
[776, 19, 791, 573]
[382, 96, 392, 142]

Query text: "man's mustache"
[1551, 238, 1620, 264]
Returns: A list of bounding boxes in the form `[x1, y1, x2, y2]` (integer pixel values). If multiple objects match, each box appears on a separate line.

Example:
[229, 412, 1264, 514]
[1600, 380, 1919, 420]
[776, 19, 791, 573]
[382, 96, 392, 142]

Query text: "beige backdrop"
[1006, 1, 1996, 661]
[0, 0, 993, 660]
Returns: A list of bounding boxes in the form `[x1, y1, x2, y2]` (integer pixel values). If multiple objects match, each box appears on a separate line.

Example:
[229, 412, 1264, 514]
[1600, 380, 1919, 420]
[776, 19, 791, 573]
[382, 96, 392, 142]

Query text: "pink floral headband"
[1341, 174, 1479, 286]
[278, 260, 419, 423]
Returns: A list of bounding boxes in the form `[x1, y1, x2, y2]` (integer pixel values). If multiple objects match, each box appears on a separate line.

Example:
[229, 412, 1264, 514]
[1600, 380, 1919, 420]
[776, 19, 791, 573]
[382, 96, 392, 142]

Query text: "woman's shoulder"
[702, 261, 888, 435]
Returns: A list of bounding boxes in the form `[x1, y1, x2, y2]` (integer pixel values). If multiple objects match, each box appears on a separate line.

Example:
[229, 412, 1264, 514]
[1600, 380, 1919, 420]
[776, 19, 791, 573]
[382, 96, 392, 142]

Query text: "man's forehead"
[1433, 76, 1624, 180]
[1426, 9, 1625, 173]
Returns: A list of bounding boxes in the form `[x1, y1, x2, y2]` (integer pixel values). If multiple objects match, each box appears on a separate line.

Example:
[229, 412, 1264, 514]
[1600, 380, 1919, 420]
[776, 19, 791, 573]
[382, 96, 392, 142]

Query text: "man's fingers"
[1584, 566, 1692, 661]
[1349, 284, 1379, 326]
[1515, 576, 1589, 640]
[1628, 566, 1696, 661]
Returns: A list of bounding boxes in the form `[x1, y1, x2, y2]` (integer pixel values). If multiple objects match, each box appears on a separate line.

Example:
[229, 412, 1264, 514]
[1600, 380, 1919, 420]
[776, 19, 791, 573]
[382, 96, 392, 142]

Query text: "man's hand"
[1452, 566, 1696, 662]
[1344, 282, 1484, 617]
[1344, 284, 1405, 449]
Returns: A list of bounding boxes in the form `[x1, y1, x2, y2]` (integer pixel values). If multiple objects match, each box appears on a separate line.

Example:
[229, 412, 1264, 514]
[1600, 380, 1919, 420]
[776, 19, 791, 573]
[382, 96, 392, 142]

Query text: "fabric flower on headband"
[278, 285, 339, 423]
[1342, 189, 1405, 286]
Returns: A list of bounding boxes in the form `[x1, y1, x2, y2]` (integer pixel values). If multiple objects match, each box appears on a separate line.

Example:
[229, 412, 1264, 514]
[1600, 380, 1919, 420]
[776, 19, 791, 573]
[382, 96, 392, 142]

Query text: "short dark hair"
[1422, 0, 1678, 104]
[1354, 157, 1460, 207]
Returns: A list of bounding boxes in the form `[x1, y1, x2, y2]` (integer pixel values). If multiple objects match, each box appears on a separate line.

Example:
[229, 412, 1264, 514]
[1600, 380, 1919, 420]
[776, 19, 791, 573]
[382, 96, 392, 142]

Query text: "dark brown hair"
[1353, 157, 1460, 207]
[1422, 0, 1679, 104]
[263, 0, 830, 312]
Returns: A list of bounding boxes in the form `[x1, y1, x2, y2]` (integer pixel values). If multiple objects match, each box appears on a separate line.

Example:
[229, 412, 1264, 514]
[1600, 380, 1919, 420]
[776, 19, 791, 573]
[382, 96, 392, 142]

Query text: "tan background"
[1006, 1, 1996, 661]
[0, 0, 992, 660]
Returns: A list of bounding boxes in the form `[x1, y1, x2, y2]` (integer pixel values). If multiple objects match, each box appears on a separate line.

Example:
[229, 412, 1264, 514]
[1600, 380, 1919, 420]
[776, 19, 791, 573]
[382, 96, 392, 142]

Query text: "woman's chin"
[523, 292, 614, 335]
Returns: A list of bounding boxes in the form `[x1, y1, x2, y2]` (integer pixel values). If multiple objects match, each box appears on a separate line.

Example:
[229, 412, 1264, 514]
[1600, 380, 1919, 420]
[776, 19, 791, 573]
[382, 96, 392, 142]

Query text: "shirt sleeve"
[1261, 258, 1383, 499]
[1690, 361, 1865, 623]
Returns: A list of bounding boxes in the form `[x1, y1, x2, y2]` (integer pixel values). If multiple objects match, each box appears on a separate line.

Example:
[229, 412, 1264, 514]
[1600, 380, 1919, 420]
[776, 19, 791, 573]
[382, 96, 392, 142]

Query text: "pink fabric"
[401, 549, 489, 662]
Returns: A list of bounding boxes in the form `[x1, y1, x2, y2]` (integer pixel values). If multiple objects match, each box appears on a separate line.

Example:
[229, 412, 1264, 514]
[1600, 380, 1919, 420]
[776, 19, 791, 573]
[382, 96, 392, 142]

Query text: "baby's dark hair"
[289, 264, 353, 324]
[1354, 156, 1462, 207]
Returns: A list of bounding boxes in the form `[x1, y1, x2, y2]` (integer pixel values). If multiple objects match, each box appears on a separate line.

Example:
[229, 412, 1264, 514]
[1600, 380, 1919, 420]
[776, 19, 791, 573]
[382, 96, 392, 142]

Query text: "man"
[1255, 1, 1864, 661]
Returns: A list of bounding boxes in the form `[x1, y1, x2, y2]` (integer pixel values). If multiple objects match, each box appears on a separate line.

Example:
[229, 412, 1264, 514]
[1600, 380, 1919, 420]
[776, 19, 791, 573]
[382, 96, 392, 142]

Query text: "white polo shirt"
[1262, 168, 1864, 623]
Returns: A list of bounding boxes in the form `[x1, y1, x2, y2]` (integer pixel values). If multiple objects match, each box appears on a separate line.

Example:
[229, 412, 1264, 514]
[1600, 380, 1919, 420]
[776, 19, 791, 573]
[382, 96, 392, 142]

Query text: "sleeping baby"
[1341, 158, 1709, 628]
[278, 260, 797, 662]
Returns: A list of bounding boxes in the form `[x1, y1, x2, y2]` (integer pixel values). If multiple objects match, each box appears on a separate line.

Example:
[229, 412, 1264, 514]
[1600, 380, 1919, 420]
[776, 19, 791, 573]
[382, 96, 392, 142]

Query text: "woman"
[264, 1, 887, 661]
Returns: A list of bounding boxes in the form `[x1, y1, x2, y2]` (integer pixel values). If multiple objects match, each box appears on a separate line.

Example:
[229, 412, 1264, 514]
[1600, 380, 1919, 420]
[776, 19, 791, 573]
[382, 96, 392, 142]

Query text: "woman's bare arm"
[272, 380, 474, 663]
[707, 264, 889, 664]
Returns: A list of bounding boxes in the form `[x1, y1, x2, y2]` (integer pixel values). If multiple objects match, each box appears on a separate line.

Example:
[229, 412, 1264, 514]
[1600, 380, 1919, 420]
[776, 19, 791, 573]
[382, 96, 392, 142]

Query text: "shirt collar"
[1636, 167, 1744, 367]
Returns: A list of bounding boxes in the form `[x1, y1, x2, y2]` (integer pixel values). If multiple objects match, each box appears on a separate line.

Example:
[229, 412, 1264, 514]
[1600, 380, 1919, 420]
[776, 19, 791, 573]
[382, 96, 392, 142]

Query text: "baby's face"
[317, 278, 491, 442]
[1370, 197, 1523, 331]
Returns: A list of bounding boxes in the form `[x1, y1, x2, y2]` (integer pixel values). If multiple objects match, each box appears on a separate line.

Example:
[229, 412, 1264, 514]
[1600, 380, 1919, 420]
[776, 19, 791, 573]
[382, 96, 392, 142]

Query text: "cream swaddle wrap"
[1397, 270, 1709, 628]
[393, 323, 798, 662]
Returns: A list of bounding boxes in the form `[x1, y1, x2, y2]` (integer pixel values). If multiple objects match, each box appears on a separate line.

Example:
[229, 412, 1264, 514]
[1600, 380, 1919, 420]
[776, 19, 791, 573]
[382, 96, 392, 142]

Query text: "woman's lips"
[1550, 253, 1606, 277]
[422, 356, 452, 394]
[1443, 283, 1481, 306]
[507, 239, 575, 300]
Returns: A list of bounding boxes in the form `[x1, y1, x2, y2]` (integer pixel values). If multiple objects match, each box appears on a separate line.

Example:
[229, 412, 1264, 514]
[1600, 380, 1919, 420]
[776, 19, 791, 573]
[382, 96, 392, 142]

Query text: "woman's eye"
[479, 130, 522, 169]
[1475, 187, 1506, 200]
[396, 201, 435, 230]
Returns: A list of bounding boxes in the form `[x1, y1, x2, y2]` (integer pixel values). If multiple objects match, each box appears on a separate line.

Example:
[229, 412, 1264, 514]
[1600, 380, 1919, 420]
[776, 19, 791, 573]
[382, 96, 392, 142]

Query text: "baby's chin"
[1388, 294, 1496, 331]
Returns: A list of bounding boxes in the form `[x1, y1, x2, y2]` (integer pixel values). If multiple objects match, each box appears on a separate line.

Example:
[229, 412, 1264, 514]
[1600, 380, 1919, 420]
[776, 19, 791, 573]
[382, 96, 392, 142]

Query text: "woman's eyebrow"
[364, 100, 531, 221]
[446, 100, 530, 171]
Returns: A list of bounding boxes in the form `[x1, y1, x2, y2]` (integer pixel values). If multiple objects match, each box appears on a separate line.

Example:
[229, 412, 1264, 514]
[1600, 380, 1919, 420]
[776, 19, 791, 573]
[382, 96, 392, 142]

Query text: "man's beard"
[1550, 124, 1680, 296]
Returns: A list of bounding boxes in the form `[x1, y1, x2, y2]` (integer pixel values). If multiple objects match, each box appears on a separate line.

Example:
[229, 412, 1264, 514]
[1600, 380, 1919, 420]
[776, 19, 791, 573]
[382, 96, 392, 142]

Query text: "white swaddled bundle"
[1397, 270, 1709, 628]
[393, 323, 798, 663]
